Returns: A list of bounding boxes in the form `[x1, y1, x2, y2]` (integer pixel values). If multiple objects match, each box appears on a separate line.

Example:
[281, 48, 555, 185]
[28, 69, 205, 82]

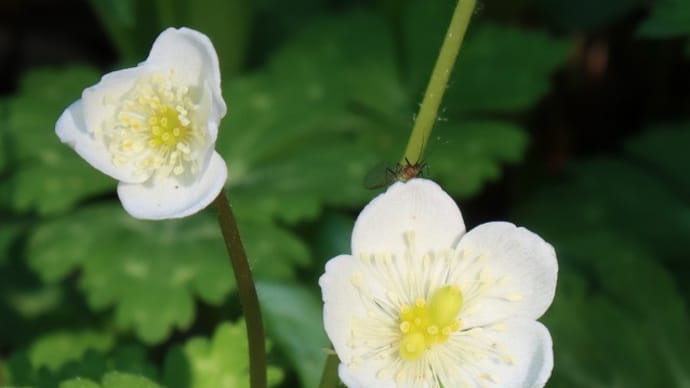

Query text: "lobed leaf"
[27, 203, 308, 344]
[162, 320, 283, 388]
[4, 67, 115, 215]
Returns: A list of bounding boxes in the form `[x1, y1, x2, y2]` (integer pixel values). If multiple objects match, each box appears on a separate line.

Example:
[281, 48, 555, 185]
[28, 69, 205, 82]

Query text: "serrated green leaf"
[28, 332, 114, 372]
[447, 24, 572, 113]
[27, 203, 308, 343]
[429, 120, 528, 197]
[59, 372, 161, 388]
[638, 0, 690, 38]
[517, 158, 690, 262]
[5, 332, 157, 387]
[27, 205, 231, 343]
[217, 11, 403, 223]
[515, 133, 690, 386]
[5, 67, 115, 215]
[542, 243, 690, 387]
[162, 320, 283, 388]
[257, 282, 328, 388]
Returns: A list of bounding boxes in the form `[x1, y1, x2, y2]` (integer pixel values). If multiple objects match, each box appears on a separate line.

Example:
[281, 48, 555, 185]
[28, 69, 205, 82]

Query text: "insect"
[364, 157, 428, 189]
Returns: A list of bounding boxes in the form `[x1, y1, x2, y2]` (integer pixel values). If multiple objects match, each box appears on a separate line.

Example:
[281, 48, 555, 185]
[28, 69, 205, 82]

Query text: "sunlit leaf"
[27, 203, 308, 343]
[162, 320, 283, 388]
[4, 67, 115, 215]
[5, 333, 157, 388]
[59, 371, 161, 388]
[258, 282, 328, 388]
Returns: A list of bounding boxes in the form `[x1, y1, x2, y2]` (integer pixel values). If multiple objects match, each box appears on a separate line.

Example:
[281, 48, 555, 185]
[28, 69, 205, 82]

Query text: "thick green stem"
[213, 190, 266, 388]
[318, 353, 341, 388]
[401, 0, 476, 164]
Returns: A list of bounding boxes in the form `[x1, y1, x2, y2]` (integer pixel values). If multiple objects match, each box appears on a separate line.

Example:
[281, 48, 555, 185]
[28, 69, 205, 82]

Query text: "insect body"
[364, 158, 428, 189]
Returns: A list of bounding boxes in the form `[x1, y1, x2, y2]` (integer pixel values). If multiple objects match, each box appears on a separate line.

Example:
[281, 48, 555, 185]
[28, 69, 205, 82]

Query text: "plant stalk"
[213, 190, 266, 388]
[401, 0, 476, 164]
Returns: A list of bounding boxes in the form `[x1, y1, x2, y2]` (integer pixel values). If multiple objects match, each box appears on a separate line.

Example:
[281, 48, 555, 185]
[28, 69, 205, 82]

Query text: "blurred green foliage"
[0, 0, 688, 386]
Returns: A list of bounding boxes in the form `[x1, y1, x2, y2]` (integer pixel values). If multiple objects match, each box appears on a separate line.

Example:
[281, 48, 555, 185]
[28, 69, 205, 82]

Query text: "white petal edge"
[466, 319, 554, 388]
[117, 151, 227, 219]
[338, 363, 396, 388]
[145, 27, 226, 141]
[56, 100, 148, 183]
[456, 222, 558, 328]
[319, 255, 368, 368]
[351, 178, 465, 259]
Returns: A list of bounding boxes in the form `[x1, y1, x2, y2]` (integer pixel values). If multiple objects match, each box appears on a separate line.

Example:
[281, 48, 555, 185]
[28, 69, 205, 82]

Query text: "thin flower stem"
[401, 0, 476, 164]
[318, 353, 341, 388]
[213, 190, 266, 388]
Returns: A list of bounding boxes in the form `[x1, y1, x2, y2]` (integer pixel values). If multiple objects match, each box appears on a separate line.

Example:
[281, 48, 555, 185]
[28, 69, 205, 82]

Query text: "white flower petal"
[56, 100, 147, 183]
[117, 151, 227, 219]
[462, 319, 553, 388]
[456, 222, 557, 327]
[81, 66, 148, 140]
[351, 178, 465, 259]
[319, 255, 366, 366]
[145, 27, 226, 141]
[338, 362, 397, 388]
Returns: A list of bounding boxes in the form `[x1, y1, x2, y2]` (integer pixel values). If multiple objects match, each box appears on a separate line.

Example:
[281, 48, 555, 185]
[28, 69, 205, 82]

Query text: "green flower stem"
[401, 0, 476, 164]
[318, 353, 341, 388]
[213, 190, 266, 388]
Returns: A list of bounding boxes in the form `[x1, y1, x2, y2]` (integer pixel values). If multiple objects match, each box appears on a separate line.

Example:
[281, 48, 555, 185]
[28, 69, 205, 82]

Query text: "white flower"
[56, 27, 227, 219]
[319, 178, 558, 388]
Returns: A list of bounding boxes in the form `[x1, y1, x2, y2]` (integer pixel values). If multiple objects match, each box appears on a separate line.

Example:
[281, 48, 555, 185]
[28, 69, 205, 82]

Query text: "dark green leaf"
[638, 0, 690, 38]
[625, 122, 690, 196]
[430, 120, 528, 197]
[257, 282, 328, 388]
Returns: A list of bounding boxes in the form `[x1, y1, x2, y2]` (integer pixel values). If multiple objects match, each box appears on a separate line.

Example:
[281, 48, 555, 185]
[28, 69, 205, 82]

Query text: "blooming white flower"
[319, 178, 557, 388]
[56, 27, 227, 219]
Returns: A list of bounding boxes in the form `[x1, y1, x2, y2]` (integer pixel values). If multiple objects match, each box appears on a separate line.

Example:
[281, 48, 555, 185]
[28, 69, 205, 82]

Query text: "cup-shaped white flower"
[320, 178, 558, 388]
[56, 27, 227, 219]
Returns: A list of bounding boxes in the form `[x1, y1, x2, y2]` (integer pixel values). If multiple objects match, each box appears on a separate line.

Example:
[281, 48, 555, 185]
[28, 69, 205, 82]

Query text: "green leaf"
[447, 24, 572, 114]
[514, 128, 690, 386]
[5, 67, 115, 215]
[517, 158, 690, 262]
[638, 0, 690, 38]
[27, 205, 232, 343]
[27, 203, 308, 343]
[27, 331, 114, 372]
[217, 12, 403, 223]
[430, 120, 528, 197]
[162, 320, 283, 388]
[257, 282, 328, 388]
[59, 372, 161, 388]
[6, 333, 158, 388]
[542, 242, 690, 387]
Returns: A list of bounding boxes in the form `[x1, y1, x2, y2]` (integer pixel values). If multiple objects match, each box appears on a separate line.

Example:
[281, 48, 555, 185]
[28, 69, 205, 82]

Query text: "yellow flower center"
[398, 285, 463, 361]
[105, 71, 205, 179]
